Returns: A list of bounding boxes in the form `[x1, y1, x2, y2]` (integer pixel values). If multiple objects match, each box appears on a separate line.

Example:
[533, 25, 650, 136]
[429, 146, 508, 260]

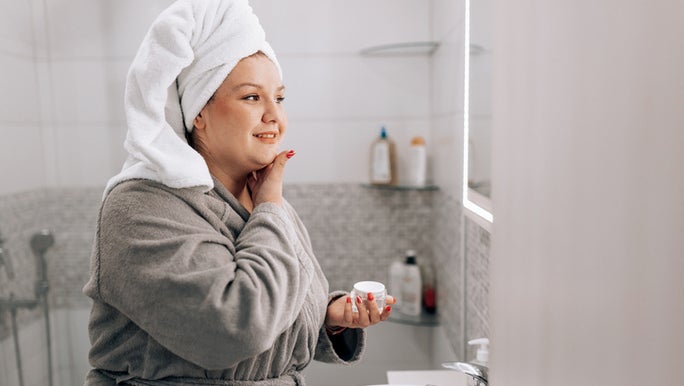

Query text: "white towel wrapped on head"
[105, 0, 281, 196]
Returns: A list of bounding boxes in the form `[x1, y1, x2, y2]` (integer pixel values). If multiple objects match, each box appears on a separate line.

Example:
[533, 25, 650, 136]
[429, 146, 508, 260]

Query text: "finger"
[273, 149, 295, 168]
[355, 296, 370, 328]
[385, 295, 396, 305]
[380, 305, 393, 321]
[344, 296, 353, 325]
[367, 292, 381, 324]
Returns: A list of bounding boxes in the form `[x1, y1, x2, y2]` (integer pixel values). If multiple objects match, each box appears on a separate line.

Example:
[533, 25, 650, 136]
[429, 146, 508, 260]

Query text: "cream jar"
[350, 280, 387, 313]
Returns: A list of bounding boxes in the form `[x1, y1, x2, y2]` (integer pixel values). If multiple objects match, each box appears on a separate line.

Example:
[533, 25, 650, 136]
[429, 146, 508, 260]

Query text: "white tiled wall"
[251, 0, 431, 55]
[0, 1, 46, 195]
[429, 0, 465, 199]
[253, 0, 433, 184]
[2, 0, 436, 193]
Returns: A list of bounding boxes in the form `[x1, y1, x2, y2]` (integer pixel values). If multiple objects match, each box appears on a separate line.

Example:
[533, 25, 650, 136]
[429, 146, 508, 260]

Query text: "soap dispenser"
[369, 126, 397, 185]
[466, 338, 489, 386]
[468, 338, 489, 366]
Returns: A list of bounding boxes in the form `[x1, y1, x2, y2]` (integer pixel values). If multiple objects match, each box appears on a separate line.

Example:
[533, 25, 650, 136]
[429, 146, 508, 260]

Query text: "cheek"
[280, 115, 289, 135]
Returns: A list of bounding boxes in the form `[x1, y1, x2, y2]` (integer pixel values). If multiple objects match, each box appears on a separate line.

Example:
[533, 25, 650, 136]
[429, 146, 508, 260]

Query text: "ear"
[193, 110, 206, 131]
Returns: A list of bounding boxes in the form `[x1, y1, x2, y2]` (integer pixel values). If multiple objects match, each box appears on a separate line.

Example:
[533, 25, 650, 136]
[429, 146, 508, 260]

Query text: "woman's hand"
[248, 150, 295, 207]
[325, 294, 397, 332]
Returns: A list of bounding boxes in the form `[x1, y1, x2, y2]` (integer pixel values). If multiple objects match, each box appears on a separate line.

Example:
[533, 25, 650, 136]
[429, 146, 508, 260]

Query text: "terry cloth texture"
[106, 0, 281, 196]
[83, 177, 364, 386]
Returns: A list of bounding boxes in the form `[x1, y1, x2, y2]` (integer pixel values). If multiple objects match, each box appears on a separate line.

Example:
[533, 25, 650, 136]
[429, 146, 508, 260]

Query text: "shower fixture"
[30, 229, 55, 386]
[31, 229, 55, 298]
[0, 229, 57, 386]
[0, 230, 15, 280]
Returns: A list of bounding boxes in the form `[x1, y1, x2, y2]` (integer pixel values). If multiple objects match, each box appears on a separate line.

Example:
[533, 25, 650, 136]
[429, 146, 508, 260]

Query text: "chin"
[251, 152, 279, 170]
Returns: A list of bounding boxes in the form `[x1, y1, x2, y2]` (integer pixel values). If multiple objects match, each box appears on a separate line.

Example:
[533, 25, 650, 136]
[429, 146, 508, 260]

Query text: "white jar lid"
[353, 281, 386, 294]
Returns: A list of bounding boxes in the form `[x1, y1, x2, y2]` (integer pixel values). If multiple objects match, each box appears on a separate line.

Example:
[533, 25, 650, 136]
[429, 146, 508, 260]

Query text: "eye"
[276, 96, 286, 104]
[243, 94, 259, 101]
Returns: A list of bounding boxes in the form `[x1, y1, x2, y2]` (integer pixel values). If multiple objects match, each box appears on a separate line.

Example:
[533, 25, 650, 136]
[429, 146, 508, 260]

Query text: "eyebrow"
[232, 83, 285, 92]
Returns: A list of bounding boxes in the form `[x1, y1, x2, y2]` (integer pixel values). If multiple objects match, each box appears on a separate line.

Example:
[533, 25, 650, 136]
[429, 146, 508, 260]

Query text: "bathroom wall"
[489, 1, 684, 385]
[0, 0, 434, 195]
[0, 1, 46, 194]
[0, 188, 100, 386]
[0, 0, 182, 194]
[0, 0, 453, 322]
[1, 2, 473, 384]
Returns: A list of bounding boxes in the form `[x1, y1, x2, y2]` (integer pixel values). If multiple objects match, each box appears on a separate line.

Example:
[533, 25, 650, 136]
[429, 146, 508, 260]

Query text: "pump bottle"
[369, 126, 397, 185]
[401, 250, 422, 316]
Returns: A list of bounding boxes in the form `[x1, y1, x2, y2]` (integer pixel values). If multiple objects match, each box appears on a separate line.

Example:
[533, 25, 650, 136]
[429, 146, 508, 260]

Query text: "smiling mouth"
[254, 133, 278, 139]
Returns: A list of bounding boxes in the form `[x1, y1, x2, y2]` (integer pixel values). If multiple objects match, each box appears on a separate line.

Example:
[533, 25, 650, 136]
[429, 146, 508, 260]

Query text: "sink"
[384, 370, 468, 386]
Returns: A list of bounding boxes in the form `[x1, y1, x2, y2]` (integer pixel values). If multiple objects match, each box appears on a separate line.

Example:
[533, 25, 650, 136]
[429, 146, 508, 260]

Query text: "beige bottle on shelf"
[369, 126, 397, 185]
[408, 136, 427, 186]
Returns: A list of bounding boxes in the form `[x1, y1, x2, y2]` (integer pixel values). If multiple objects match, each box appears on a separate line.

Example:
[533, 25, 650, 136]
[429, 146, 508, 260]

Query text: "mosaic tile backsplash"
[0, 184, 490, 359]
[464, 216, 491, 361]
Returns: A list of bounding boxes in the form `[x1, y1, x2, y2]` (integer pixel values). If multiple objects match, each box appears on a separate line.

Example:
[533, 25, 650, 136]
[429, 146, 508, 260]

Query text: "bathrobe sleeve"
[314, 291, 365, 364]
[89, 181, 315, 370]
[279, 200, 366, 364]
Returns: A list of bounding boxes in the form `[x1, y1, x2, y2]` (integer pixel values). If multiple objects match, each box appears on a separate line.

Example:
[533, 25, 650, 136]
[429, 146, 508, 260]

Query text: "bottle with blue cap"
[369, 126, 397, 185]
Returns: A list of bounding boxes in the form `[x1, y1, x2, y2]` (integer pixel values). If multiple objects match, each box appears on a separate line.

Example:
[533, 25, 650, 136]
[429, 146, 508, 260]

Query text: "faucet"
[443, 361, 488, 385]
[442, 338, 490, 385]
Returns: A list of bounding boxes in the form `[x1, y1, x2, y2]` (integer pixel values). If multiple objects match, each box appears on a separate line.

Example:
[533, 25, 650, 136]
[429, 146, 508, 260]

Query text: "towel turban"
[105, 0, 281, 196]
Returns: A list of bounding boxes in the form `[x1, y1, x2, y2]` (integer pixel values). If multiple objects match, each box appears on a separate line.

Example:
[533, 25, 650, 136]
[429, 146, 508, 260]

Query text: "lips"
[253, 132, 277, 139]
[253, 130, 279, 143]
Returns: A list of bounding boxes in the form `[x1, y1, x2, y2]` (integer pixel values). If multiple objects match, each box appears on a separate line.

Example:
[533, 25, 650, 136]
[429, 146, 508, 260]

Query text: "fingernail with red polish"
[286, 150, 296, 159]
[367, 293, 374, 301]
[385, 306, 392, 313]
[356, 296, 362, 304]
[346, 296, 351, 304]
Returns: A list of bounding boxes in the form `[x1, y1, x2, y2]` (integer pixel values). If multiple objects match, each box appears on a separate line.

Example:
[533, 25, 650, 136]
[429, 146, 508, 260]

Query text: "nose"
[262, 98, 286, 126]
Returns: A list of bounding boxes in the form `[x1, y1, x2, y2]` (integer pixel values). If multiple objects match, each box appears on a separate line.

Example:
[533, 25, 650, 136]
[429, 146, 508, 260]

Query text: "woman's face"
[193, 53, 287, 176]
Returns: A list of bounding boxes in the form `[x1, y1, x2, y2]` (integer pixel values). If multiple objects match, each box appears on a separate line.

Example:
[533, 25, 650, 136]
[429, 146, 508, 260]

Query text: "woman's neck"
[208, 165, 254, 212]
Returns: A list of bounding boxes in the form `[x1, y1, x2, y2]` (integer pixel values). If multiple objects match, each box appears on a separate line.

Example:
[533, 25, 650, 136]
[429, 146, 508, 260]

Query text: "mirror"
[463, 0, 493, 224]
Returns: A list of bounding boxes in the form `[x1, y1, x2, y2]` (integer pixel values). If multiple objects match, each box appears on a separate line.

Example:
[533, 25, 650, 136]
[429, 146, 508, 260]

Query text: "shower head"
[31, 229, 54, 297]
[31, 229, 55, 257]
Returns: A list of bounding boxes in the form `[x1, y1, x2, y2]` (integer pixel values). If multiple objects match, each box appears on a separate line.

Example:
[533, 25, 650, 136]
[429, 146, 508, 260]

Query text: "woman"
[83, 1, 394, 385]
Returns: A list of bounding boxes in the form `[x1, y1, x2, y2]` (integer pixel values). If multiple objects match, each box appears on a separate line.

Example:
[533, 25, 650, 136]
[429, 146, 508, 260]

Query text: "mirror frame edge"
[463, 0, 493, 231]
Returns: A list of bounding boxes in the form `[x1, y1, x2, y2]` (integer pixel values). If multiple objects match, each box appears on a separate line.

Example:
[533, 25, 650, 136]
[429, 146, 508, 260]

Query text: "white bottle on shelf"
[388, 259, 405, 313]
[407, 136, 427, 186]
[401, 250, 422, 316]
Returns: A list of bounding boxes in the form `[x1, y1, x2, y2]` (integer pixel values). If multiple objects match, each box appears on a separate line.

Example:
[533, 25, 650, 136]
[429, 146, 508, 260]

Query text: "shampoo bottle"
[407, 136, 427, 186]
[370, 126, 397, 185]
[401, 250, 422, 316]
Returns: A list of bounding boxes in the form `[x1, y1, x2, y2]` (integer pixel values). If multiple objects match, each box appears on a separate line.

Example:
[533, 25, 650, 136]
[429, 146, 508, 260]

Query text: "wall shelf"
[389, 311, 439, 326]
[361, 183, 439, 191]
[360, 41, 439, 57]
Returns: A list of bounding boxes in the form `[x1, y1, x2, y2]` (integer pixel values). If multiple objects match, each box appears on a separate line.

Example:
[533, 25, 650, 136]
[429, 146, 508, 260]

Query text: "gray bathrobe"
[83, 178, 364, 386]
